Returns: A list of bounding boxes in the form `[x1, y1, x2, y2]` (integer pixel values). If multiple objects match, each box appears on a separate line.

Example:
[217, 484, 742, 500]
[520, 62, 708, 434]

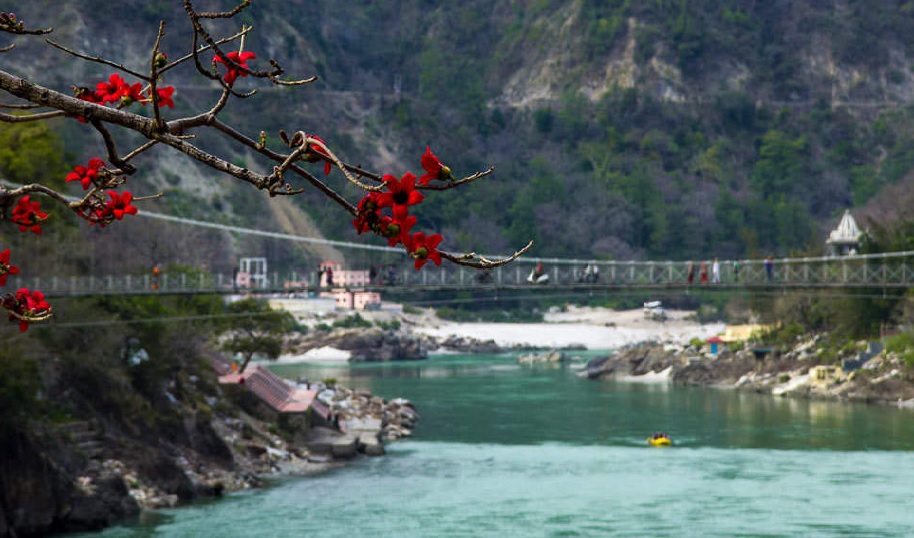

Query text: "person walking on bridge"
[765, 256, 773, 282]
[712, 258, 720, 284]
[687, 261, 695, 285]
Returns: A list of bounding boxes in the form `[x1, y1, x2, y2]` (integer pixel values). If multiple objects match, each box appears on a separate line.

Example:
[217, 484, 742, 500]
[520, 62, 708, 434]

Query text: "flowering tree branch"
[0, 1, 531, 330]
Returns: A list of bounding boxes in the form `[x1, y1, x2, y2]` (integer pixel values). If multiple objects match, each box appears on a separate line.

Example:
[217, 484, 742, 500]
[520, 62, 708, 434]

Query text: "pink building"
[319, 261, 371, 287]
[334, 290, 382, 310]
[313, 261, 380, 310]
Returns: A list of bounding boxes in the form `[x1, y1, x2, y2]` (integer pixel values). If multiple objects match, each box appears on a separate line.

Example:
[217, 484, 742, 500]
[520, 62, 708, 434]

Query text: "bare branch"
[193, 0, 251, 19]
[0, 110, 64, 122]
[419, 167, 497, 190]
[209, 119, 355, 210]
[158, 28, 249, 76]
[2, 182, 75, 207]
[5, 307, 53, 324]
[45, 39, 148, 81]
[149, 21, 167, 128]
[440, 241, 535, 269]
[302, 134, 381, 192]
[0, 101, 45, 109]
[89, 120, 137, 175]
[0, 43, 13, 53]
[0, 12, 52, 35]
[122, 140, 160, 163]
[184, 0, 306, 90]
[166, 88, 232, 133]
[267, 74, 318, 87]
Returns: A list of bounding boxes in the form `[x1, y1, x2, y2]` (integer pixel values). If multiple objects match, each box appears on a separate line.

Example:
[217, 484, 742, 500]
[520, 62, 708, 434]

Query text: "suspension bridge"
[3, 180, 912, 298]
[20, 250, 914, 298]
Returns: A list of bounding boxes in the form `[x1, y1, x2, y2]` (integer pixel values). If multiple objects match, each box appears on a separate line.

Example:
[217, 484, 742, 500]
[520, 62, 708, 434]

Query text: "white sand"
[277, 346, 352, 363]
[411, 306, 724, 351]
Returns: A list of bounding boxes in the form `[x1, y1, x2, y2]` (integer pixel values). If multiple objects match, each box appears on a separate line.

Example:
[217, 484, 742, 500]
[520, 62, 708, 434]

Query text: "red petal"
[406, 191, 425, 205]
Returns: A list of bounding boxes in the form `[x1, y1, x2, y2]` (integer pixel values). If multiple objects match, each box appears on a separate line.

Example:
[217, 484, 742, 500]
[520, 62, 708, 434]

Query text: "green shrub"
[376, 319, 401, 331]
[332, 313, 372, 329]
[886, 331, 914, 367]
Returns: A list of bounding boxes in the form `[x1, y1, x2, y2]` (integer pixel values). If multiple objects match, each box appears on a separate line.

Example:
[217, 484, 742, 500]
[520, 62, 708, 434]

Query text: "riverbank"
[583, 336, 914, 408]
[278, 305, 725, 361]
[283, 304, 914, 408]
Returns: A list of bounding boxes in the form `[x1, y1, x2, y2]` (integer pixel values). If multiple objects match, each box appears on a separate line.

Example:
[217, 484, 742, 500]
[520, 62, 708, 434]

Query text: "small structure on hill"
[705, 336, 724, 355]
[826, 210, 863, 256]
[809, 364, 843, 387]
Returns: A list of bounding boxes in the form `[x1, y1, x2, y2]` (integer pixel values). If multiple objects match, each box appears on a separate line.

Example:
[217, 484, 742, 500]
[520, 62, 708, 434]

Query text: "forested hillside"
[4, 0, 914, 267]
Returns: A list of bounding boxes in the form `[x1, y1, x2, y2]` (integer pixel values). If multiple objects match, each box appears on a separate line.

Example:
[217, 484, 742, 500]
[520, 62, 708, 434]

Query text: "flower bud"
[440, 165, 452, 180]
[154, 53, 168, 68]
[384, 223, 400, 237]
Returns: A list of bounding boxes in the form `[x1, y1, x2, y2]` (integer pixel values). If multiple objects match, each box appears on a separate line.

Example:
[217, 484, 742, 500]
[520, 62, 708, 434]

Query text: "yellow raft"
[647, 436, 672, 447]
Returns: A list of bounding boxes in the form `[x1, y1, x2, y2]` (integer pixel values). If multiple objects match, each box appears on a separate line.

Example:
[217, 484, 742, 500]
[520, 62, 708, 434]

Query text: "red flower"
[149, 86, 175, 109]
[405, 232, 443, 270]
[304, 135, 332, 175]
[11, 196, 49, 235]
[65, 158, 105, 190]
[376, 172, 424, 210]
[418, 146, 452, 186]
[119, 82, 145, 106]
[352, 192, 382, 234]
[380, 206, 417, 247]
[73, 85, 103, 104]
[95, 74, 127, 104]
[213, 50, 256, 86]
[3, 287, 50, 332]
[93, 74, 145, 106]
[105, 190, 138, 220]
[0, 248, 20, 287]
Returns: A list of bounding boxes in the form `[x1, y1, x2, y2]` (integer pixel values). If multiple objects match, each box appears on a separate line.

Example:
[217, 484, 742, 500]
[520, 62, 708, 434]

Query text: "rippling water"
[79, 353, 914, 537]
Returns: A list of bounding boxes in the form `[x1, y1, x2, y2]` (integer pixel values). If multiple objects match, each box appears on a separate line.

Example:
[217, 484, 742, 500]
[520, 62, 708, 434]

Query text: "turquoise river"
[77, 352, 914, 537]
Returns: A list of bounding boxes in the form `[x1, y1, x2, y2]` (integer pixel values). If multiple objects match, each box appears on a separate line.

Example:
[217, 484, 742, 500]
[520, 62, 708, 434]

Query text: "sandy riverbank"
[408, 305, 724, 351]
[279, 306, 725, 363]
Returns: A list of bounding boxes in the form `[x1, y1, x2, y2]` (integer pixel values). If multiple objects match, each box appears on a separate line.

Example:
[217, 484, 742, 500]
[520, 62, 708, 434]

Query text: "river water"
[83, 353, 914, 537]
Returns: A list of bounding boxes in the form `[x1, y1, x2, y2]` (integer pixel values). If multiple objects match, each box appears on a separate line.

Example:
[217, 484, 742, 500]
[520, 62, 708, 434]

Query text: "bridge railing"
[16, 251, 914, 297]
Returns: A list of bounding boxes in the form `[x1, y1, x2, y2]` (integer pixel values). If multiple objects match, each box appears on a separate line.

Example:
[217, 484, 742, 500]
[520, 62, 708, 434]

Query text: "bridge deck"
[16, 252, 914, 297]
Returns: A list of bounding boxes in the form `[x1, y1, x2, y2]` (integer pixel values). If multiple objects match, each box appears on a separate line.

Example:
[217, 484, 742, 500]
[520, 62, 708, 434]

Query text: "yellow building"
[808, 364, 843, 387]
[718, 324, 776, 343]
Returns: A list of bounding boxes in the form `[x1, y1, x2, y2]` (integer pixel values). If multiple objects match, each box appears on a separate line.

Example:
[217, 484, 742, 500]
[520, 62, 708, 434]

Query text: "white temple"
[826, 210, 863, 256]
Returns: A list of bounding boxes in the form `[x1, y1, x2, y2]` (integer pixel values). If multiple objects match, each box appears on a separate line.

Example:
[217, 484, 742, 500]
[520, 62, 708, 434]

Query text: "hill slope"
[3, 0, 914, 266]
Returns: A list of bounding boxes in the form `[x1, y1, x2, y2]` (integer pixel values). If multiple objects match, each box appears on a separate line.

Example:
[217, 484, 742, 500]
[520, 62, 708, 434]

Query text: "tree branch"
[440, 241, 534, 269]
[45, 39, 148, 81]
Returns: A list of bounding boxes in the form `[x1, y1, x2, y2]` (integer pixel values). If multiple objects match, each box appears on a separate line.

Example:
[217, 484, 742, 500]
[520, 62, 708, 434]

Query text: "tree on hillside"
[0, 1, 530, 331]
[220, 298, 296, 373]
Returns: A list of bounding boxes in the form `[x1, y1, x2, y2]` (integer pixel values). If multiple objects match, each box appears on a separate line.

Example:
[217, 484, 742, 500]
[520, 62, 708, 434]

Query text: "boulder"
[330, 434, 359, 459]
[357, 432, 385, 456]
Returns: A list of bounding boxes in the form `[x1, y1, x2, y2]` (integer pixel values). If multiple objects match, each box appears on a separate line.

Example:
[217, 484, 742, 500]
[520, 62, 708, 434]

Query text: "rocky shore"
[583, 337, 914, 407]
[282, 323, 555, 362]
[0, 370, 417, 537]
[279, 305, 721, 362]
